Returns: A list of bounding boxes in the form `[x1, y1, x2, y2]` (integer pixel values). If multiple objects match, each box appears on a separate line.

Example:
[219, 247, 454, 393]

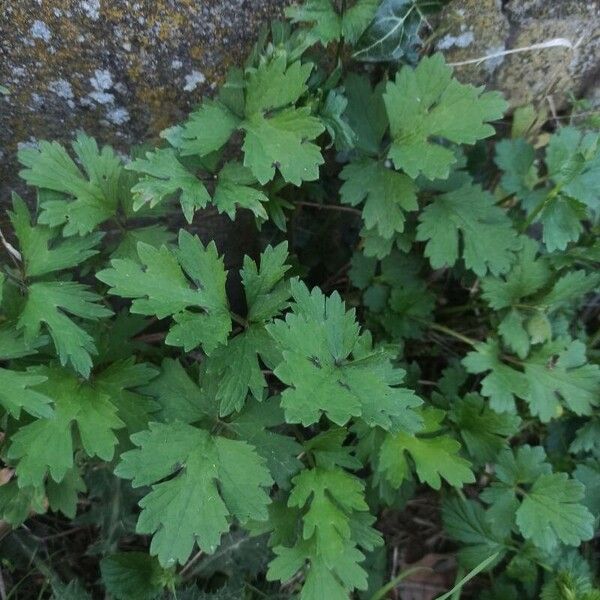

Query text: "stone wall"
[435, 0, 600, 109]
[2, 0, 599, 203]
[0, 0, 289, 201]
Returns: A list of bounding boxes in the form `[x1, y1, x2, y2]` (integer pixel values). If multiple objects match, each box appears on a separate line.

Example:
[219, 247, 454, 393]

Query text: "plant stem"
[427, 322, 478, 347]
[295, 200, 362, 215]
[520, 184, 561, 233]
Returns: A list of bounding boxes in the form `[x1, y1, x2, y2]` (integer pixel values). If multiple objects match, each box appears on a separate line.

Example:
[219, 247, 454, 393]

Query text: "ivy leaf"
[416, 183, 518, 276]
[163, 100, 240, 157]
[0, 368, 53, 419]
[97, 231, 231, 354]
[9, 195, 102, 278]
[213, 162, 269, 220]
[353, 0, 438, 62]
[378, 407, 474, 489]
[267, 280, 422, 430]
[18, 133, 122, 236]
[7, 367, 125, 487]
[384, 54, 507, 179]
[448, 394, 520, 465]
[18, 281, 112, 377]
[115, 421, 272, 566]
[516, 473, 595, 551]
[340, 158, 417, 238]
[127, 148, 210, 223]
[100, 552, 166, 600]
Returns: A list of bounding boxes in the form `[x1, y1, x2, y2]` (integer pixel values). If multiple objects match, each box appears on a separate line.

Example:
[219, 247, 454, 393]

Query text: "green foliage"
[1, 2, 599, 598]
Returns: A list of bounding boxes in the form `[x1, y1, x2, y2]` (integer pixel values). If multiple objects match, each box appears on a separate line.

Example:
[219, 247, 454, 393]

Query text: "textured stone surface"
[435, 0, 600, 109]
[0, 0, 289, 200]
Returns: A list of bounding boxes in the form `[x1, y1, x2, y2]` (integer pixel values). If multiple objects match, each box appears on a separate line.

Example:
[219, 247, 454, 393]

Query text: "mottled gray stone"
[0, 0, 290, 201]
[435, 0, 600, 109]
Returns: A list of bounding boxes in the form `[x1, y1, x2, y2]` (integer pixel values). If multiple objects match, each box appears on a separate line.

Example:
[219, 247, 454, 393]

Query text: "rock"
[0, 0, 290, 201]
[435, 0, 600, 110]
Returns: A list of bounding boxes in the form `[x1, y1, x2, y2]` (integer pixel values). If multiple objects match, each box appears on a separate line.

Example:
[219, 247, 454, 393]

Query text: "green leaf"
[47, 467, 86, 518]
[0, 368, 53, 419]
[286, 0, 378, 46]
[97, 231, 231, 354]
[523, 339, 600, 421]
[242, 241, 292, 323]
[267, 280, 422, 429]
[463, 340, 528, 413]
[240, 53, 325, 185]
[162, 100, 240, 157]
[18, 133, 122, 235]
[340, 158, 417, 238]
[127, 148, 210, 223]
[140, 358, 213, 424]
[481, 238, 549, 310]
[0, 323, 48, 360]
[7, 367, 124, 487]
[448, 394, 520, 465]
[268, 464, 372, 599]
[0, 481, 46, 525]
[18, 281, 112, 377]
[242, 108, 324, 186]
[110, 225, 176, 262]
[546, 127, 600, 210]
[100, 552, 166, 600]
[480, 445, 550, 537]
[228, 397, 303, 487]
[516, 473, 595, 551]
[319, 89, 356, 150]
[213, 162, 269, 220]
[115, 421, 272, 566]
[343, 73, 387, 155]
[378, 407, 474, 489]
[442, 497, 507, 569]
[205, 326, 274, 416]
[9, 194, 102, 278]
[384, 54, 506, 179]
[245, 53, 313, 115]
[416, 183, 518, 276]
[494, 138, 539, 198]
[353, 0, 438, 62]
